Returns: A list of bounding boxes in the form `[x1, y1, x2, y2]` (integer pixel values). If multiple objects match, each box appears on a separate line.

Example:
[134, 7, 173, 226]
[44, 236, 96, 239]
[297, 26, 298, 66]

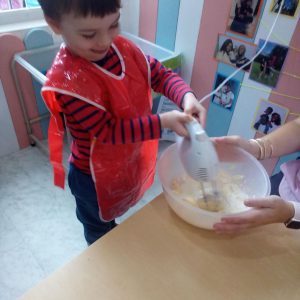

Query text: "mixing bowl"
[157, 142, 271, 229]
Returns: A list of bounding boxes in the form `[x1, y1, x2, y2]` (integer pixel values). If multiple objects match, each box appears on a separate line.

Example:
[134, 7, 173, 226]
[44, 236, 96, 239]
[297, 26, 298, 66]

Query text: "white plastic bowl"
[157, 143, 271, 229]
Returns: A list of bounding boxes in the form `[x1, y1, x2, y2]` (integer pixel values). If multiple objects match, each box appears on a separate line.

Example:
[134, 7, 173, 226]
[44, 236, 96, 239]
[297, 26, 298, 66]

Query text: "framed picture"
[252, 99, 289, 134]
[211, 74, 240, 111]
[214, 34, 257, 72]
[249, 39, 289, 88]
[227, 0, 264, 38]
[270, 0, 300, 18]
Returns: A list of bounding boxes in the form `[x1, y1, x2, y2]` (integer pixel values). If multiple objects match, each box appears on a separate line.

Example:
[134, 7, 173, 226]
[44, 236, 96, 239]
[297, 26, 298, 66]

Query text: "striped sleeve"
[147, 55, 194, 109]
[58, 94, 161, 145]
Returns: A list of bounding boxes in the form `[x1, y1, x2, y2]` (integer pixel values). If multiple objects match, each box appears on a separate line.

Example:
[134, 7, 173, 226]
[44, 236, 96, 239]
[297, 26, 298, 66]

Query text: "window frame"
[0, 7, 45, 33]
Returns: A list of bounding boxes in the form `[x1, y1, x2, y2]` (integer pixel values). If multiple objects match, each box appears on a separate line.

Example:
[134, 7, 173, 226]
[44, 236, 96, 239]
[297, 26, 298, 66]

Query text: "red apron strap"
[42, 90, 66, 189]
[48, 115, 65, 189]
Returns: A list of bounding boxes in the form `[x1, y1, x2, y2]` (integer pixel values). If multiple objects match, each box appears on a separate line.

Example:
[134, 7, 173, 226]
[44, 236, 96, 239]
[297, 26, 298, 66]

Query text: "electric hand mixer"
[177, 119, 220, 202]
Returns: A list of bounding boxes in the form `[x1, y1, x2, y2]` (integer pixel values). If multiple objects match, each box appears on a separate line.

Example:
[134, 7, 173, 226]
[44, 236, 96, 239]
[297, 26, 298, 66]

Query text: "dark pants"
[270, 171, 284, 196]
[68, 164, 117, 245]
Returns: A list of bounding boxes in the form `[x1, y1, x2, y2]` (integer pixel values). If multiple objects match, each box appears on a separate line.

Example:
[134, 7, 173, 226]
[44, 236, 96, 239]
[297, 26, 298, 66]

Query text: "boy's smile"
[48, 11, 121, 61]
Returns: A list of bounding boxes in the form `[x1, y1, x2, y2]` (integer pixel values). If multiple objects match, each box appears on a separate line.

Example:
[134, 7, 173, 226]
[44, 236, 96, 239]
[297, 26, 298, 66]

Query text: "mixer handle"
[184, 119, 206, 144]
[183, 118, 219, 181]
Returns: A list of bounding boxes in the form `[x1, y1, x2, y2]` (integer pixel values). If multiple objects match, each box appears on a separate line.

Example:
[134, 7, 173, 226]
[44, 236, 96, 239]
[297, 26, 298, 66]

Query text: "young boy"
[37, 0, 206, 245]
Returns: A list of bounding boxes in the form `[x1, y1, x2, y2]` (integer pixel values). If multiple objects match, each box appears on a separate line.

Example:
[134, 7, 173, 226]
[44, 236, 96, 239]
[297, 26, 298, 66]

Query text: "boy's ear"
[45, 16, 62, 35]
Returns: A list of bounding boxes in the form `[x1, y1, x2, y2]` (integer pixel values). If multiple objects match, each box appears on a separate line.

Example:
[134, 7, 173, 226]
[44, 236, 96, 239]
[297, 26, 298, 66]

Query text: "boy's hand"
[182, 92, 206, 127]
[160, 111, 193, 137]
[213, 196, 295, 235]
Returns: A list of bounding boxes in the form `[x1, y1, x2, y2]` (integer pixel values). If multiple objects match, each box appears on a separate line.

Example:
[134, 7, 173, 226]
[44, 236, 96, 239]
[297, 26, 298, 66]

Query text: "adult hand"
[212, 135, 260, 159]
[182, 92, 206, 127]
[160, 110, 193, 137]
[213, 196, 295, 234]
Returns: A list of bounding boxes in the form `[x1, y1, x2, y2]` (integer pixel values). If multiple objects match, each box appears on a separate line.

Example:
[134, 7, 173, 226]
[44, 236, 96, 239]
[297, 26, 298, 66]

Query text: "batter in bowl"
[170, 170, 248, 213]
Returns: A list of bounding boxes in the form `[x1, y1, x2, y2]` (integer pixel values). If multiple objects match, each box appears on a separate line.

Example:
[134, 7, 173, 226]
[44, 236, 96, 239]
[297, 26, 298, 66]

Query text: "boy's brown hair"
[37, 0, 121, 21]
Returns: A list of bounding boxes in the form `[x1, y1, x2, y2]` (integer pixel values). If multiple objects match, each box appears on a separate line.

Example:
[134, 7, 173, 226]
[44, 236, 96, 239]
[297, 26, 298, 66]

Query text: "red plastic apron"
[42, 36, 158, 221]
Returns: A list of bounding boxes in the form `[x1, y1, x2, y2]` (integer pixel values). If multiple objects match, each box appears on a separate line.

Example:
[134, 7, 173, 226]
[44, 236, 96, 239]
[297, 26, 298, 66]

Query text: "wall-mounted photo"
[214, 34, 257, 71]
[271, 0, 300, 18]
[249, 39, 289, 88]
[227, 0, 264, 38]
[252, 99, 289, 134]
[211, 74, 240, 110]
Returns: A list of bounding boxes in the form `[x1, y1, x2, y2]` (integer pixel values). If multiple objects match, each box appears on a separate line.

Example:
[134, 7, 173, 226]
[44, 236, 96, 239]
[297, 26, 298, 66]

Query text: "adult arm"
[213, 196, 298, 234]
[213, 118, 300, 159]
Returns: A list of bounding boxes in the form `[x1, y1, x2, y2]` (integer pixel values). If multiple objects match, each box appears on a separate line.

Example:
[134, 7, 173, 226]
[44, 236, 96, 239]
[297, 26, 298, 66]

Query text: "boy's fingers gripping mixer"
[177, 119, 220, 204]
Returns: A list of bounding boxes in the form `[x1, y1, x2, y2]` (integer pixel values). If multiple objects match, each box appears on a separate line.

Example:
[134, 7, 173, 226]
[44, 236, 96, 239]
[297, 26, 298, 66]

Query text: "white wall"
[120, 0, 140, 35]
[175, 0, 205, 84]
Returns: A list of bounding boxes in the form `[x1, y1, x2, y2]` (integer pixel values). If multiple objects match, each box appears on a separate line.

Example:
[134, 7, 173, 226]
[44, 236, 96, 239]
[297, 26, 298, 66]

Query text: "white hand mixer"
[177, 119, 220, 202]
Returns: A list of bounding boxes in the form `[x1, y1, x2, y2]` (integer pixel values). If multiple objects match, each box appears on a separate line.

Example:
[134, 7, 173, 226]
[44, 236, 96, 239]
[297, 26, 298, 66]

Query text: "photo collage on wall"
[212, 0, 299, 134]
[252, 99, 289, 134]
[211, 74, 240, 111]
[214, 34, 257, 72]
[249, 39, 289, 88]
[271, 0, 300, 17]
[227, 0, 264, 38]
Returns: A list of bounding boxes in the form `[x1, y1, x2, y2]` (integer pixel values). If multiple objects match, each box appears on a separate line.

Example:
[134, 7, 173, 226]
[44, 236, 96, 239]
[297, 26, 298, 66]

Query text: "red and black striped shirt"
[57, 46, 193, 174]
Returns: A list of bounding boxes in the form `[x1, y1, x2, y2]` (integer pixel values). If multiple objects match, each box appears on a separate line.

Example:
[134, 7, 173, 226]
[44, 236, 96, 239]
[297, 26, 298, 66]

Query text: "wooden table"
[20, 194, 300, 300]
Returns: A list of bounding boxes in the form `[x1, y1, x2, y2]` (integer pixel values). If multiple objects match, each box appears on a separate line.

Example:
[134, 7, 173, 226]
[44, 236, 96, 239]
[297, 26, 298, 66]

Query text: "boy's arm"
[147, 55, 193, 109]
[147, 55, 206, 125]
[58, 94, 161, 144]
[58, 94, 193, 144]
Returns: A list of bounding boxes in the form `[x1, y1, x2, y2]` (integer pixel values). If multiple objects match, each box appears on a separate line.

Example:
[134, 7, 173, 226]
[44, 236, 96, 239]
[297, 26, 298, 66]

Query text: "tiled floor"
[0, 140, 172, 300]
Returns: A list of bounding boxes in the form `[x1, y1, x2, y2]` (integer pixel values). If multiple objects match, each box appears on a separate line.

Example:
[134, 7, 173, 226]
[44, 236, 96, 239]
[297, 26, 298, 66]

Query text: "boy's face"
[48, 10, 120, 61]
